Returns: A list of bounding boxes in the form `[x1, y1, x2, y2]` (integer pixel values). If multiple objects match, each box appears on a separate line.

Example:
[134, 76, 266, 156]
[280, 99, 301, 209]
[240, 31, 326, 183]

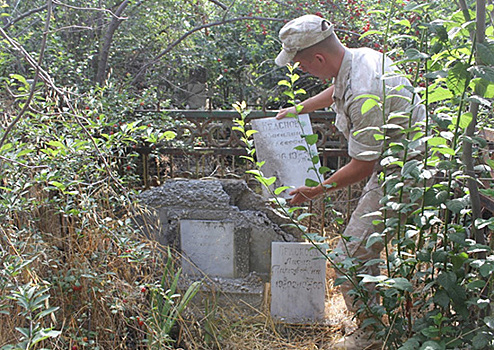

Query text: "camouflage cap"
[275, 15, 334, 67]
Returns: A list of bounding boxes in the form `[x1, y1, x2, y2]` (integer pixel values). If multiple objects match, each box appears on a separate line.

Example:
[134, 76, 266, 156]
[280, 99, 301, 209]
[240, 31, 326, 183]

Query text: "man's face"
[293, 52, 329, 80]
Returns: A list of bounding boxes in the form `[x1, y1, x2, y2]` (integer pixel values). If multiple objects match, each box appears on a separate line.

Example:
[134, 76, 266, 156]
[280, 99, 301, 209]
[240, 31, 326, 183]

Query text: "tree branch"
[95, 0, 131, 85]
[0, 0, 52, 150]
[51, 0, 128, 20]
[461, 0, 486, 249]
[0, 3, 126, 191]
[2, 4, 48, 30]
[207, 0, 227, 10]
[134, 16, 285, 82]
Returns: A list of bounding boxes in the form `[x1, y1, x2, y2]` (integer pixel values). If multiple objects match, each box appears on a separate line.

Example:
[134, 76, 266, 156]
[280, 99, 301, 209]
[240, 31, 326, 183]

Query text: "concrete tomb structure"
[251, 114, 321, 198]
[138, 179, 302, 280]
[270, 242, 326, 323]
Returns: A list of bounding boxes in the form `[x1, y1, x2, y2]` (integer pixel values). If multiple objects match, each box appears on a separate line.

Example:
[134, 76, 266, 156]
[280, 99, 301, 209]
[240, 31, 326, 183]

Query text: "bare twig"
[49, 25, 94, 33]
[51, 0, 128, 20]
[0, 155, 49, 169]
[2, 5, 48, 30]
[0, 0, 52, 150]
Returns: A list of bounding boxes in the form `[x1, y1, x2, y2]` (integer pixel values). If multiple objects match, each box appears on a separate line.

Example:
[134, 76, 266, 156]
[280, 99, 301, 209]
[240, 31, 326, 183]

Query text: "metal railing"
[133, 110, 349, 189]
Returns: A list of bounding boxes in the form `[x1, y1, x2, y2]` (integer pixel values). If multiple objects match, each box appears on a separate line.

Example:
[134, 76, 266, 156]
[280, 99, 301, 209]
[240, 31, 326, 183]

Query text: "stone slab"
[180, 220, 235, 278]
[251, 114, 321, 198]
[270, 242, 326, 323]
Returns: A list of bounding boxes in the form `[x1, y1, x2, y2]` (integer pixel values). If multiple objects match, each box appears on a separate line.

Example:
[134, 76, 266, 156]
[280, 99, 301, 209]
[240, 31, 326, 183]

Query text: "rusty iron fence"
[133, 110, 349, 189]
[129, 110, 494, 235]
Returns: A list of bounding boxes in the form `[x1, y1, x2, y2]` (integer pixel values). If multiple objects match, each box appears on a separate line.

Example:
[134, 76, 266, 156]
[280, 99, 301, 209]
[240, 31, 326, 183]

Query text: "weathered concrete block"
[138, 179, 302, 280]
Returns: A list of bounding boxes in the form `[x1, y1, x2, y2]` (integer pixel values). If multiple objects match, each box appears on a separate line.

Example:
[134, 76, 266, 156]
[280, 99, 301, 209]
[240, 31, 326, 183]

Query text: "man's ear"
[314, 53, 325, 65]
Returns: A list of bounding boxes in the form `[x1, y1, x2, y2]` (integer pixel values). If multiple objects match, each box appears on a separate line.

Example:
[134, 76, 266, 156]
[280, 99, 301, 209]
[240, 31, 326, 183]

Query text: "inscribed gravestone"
[251, 114, 321, 198]
[180, 220, 235, 277]
[270, 242, 326, 323]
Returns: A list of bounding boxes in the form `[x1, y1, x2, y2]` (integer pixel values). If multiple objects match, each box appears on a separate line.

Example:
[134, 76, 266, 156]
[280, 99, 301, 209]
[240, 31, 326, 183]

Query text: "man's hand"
[276, 106, 297, 120]
[289, 185, 323, 205]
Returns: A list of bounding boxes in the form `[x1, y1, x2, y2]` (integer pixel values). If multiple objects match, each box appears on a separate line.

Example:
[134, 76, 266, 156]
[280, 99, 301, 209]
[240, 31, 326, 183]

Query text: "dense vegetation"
[0, 0, 493, 349]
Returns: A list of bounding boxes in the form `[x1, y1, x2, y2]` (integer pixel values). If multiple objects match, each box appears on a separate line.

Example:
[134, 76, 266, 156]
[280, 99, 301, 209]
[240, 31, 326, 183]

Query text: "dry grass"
[0, 183, 360, 349]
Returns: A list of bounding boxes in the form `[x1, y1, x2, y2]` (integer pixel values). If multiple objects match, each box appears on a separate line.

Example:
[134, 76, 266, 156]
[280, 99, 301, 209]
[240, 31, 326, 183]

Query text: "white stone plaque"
[251, 114, 321, 198]
[270, 242, 326, 323]
[180, 220, 235, 277]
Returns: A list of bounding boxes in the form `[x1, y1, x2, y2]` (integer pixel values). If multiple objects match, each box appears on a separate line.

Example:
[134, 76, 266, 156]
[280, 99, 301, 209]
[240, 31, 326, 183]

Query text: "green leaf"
[445, 199, 466, 214]
[366, 232, 383, 248]
[283, 91, 295, 99]
[437, 271, 457, 289]
[484, 316, 494, 329]
[305, 178, 319, 187]
[246, 169, 261, 176]
[360, 30, 384, 39]
[278, 80, 291, 87]
[479, 262, 494, 277]
[304, 134, 318, 145]
[46, 140, 66, 149]
[472, 332, 490, 350]
[274, 186, 291, 195]
[246, 129, 258, 137]
[49, 181, 66, 191]
[311, 155, 320, 165]
[32, 329, 62, 345]
[358, 274, 388, 283]
[469, 65, 494, 84]
[318, 166, 331, 174]
[471, 78, 494, 98]
[261, 176, 276, 187]
[427, 137, 447, 146]
[432, 146, 455, 156]
[297, 213, 315, 221]
[382, 123, 404, 130]
[402, 159, 420, 179]
[475, 217, 494, 230]
[453, 112, 472, 129]
[383, 277, 413, 292]
[36, 306, 60, 320]
[397, 338, 421, 350]
[361, 98, 380, 115]
[9, 74, 28, 86]
[447, 62, 469, 95]
[433, 289, 450, 308]
[477, 43, 494, 66]
[404, 48, 429, 61]
[427, 87, 453, 103]
[395, 19, 411, 28]
[419, 340, 445, 350]
[467, 280, 486, 290]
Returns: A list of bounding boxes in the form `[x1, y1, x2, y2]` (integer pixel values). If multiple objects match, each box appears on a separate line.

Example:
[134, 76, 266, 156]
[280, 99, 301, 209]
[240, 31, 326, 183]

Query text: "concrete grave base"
[138, 178, 303, 281]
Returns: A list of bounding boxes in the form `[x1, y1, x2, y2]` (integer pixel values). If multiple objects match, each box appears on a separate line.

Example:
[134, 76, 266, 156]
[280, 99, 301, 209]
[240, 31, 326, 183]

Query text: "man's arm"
[289, 158, 377, 205]
[276, 85, 335, 119]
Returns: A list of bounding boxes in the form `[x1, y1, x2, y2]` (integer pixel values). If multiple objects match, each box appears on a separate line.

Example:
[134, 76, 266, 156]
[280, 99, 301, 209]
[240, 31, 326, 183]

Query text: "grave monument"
[270, 242, 327, 323]
[251, 114, 321, 198]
